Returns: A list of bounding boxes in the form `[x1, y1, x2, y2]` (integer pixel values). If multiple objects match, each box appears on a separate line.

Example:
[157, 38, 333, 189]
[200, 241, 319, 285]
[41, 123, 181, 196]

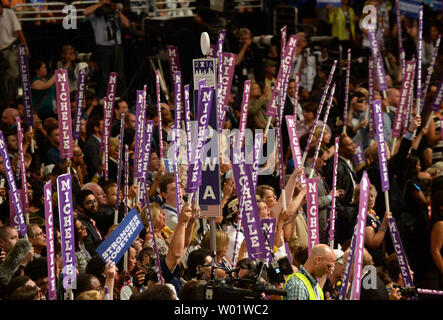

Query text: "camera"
[133, 265, 159, 287]
[393, 285, 418, 298]
[252, 35, 280, 49]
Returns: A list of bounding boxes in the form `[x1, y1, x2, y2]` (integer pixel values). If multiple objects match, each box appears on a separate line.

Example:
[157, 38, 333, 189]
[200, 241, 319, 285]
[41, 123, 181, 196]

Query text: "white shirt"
[0, 8, 21, 50]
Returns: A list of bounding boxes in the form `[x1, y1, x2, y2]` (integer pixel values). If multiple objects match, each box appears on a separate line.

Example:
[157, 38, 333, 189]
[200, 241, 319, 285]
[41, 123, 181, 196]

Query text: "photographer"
[84, 0, 129, 100]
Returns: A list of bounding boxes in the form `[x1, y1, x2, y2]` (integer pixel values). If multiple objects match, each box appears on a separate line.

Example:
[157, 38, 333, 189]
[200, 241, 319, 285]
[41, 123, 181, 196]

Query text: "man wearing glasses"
[76, 189, 103, 256]
[283, 244, 336, 300]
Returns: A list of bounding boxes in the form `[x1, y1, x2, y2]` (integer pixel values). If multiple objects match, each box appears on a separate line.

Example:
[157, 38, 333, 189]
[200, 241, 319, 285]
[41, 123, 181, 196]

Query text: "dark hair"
[73, 273, 100, 299]
[405, 155, 420, 180]
[85, 255, 106, 285]
[24, 257, 47, 282]
[3, 276, 31, 299]
[302, 101, 317, 114]
[185, 248, 213, 280]
[158, 172, 175, 194]
[180, 280, 207, 300]
[9, 285, 39, 300]
[134, 284, 174, 300]
[76, 189, 95, 209]
[385, 253, 401, 283]
[86, 115, 101, 139]
[31, 60, 46, 75]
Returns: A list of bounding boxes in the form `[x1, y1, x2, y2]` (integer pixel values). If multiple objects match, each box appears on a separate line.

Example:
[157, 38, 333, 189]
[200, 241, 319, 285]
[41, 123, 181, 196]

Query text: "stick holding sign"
[114, 114, 125, 224]
[343, 49, 351, 134]
[18, 43, 34, 153]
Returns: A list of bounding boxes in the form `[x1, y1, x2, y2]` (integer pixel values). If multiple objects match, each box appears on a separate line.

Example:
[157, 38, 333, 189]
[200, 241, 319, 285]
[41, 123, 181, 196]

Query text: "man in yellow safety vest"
[283, 244, 336, 300]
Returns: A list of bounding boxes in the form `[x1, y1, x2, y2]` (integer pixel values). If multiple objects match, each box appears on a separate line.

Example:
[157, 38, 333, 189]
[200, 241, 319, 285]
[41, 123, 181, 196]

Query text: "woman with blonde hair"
[202, 230, 232, 270]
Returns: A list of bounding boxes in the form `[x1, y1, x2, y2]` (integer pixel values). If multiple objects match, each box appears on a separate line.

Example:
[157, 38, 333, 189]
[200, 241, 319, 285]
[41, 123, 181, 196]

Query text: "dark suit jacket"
[84, 135, 101, 183]
[324, 156, 357, 207]
[77, 213, 102, 257]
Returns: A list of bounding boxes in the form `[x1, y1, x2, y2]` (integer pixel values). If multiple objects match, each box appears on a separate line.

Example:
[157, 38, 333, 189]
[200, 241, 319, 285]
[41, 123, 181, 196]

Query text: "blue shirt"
[88, 12, 122, 46]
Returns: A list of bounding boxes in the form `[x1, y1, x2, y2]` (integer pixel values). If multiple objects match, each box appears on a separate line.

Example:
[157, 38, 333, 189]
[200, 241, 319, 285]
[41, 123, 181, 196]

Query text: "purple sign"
[368, 57, 375, 140]
[261, 218, 276, 266]
[124, 144, 129, 216]
[56, 173, 76, 289]
[416, 6, 423, 108]
[173, 72, 182, 215]
[55, 69, 73, 159]
[115, 114, 125, 211]
[139, 121, 154, 180]
[16, 118, 29, 214]
[143, 180, 162, 284]
[167, 45, 181, 90]
[134, 90, 146, 179]
[387, 217, 415, 288]
[184, 84, 192, 164]
[276, 101, 285, 190]
[18, 43, 33, 125]
[237, 80, 251, 150]
[421, 34, 441, 112]
[285, 115, 307, 187]
[339, 229, 357, 300]
[9, 189, 24, 232]
[218, 53, 237, 132]
[350, 172, 370, 300]
[0, 132, 26, 237]
[430, 75, 443, 112]
[216, 30, 226, 124]
[372, 100, 390, 192]
[353, 143, 366, 168]
[266, 35, 298, 118]
[252, 132, 263, 190]
[393, 60, 416, 138]
[186, 87, 214, 193]
[344, 49, 351, 129]
[232, 151, 266, 260]
[73, 67, 87, 140]
[368, 28, 388, 92]
[156, 70, 163, 158]
[105, 72, 118, 104]
[44, 182, 57, 300]
[306, 178, 319, 255]
[329, 137, 339, 247]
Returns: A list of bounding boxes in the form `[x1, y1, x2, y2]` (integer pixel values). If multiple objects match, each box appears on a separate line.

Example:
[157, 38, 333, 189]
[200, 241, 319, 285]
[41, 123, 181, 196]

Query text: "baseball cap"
[334, 249, 344, 265]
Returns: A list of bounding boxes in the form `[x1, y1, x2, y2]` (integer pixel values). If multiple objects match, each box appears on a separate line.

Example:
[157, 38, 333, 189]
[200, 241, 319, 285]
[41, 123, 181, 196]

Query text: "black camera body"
[393, 285, 418, 298]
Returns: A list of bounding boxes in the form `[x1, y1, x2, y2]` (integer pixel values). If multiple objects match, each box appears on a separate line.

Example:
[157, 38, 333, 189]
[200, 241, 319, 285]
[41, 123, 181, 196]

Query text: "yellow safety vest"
[284, 272, 324, 300]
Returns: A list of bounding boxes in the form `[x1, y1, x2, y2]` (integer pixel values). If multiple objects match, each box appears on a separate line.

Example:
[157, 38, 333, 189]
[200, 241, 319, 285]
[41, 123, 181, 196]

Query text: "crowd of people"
[0, 0, 443, 301]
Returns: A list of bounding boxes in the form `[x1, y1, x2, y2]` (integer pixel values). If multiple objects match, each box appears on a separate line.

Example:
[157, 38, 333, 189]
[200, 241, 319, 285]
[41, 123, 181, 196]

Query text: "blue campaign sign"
[163, 159, 175, 173]
[399, 0, 422, 19]
[96, 208, 144, 265]
[316, 0, 341, 8]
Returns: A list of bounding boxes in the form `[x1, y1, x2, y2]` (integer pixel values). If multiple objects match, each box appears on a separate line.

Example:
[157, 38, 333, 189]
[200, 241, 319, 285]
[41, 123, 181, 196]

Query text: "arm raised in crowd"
[165, 203, 192, 273]
[183, 202, 200, 253]
[270, 167, 304, 219]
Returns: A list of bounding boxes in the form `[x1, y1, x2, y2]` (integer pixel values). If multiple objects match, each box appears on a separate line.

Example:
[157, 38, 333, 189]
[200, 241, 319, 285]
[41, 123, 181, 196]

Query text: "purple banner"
[421, 34, 441, 113]
[281, 25, 287, 59]
[142, 179, 162, 284]
[285, 115, 307, 187]
[329, 137, 339, 247]
[73, 67, 87, 140]
[303, 60, 337, 158]
[387, 217, 415, 288]
[139, 121, 154, 180]
[232, 150, 266, 260]
[124, 144, 129, 216]
[167, 45, 181, 92]
[156, 70, 163, 158]
[368, 57, 375, 140]
[186, 87, 213, 193]
[430, 75, 443, 112]
[16, 118, 29, 214]
[237, 80, 251, 149]
[417, 6, 423, 108]
[266, 35, 298, 117]
[134, 90, 146, 179]
[218, 52, 237, 132]
[403, 64, 416, 136]
[306, 178, 319, 255]
[441, 116, 443, 140]
[373, 100, 390, 192]
[173, 72, 182, 215]
[293, 73, 300, 119]
[44, 182, 57, 300]
[261, 218, 276, 266]
[0, 132, 26, 237]
[344, 49, 351, 127]
[115, 114, 125, 211]
[350, 172, 370, 300]
[184, 84, 192, 164]
[368, 28, 388, 92]
[276, 101, 286, 190]
[353, 143, 366, 168]
[417, 289, 443, 296]
[55, 69, 73, 159]
[252, 132, 263, 190]
[393, 60, 416, 138]
[9, 189, 24, 232]
[56, 173, 76, 289]
[18, 43, 33, 125]
[216, 30, 226, 124]
[105, 72, 118, 105]
[100, 72, 117, 152]
[339, 228, 357, 300]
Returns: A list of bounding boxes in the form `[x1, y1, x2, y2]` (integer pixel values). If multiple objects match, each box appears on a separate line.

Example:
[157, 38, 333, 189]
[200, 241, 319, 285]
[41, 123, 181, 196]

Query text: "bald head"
[2, 108, 19, 127]
[386, 88, 400, 106]
[304, 244, 336, 278]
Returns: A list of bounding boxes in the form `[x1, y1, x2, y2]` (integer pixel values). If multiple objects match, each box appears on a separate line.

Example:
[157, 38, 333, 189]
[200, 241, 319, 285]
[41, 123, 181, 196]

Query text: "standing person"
[323, 249, 345, 300]
[83, 0, 130, 100]
[0, 1, 29, 103]
[159, 172, 184, 231]
[283, 244, 336, 300]
[30, 60, 56, 123]
[325, 0, 357, 52]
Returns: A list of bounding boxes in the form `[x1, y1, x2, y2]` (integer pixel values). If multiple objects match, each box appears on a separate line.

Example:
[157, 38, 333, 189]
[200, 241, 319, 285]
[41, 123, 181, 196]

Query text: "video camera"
[393, 285, 418, 298]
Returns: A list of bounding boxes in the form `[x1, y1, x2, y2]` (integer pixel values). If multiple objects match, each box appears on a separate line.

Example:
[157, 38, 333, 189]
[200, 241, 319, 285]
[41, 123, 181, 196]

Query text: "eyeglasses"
[84, 199, 97, 206]
[73, 152, 83, 157]
[32, 231, 45, 238]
